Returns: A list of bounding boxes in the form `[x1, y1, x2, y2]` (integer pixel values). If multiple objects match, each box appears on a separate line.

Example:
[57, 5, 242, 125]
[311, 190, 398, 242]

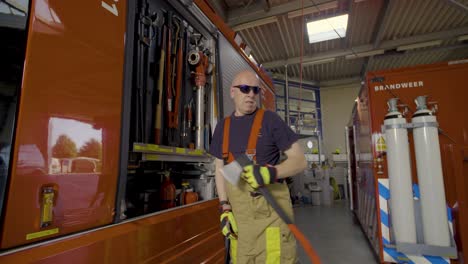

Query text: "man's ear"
[230, 86, 235, 98]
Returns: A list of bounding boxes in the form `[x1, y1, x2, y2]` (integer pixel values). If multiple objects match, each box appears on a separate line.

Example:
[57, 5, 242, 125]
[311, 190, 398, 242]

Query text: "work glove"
[241, 164, 277, 189]
[220, 210, 238, 240]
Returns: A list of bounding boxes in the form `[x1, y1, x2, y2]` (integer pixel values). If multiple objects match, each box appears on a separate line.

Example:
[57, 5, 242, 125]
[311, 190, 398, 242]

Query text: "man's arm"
[215, 158, 231, 209]
[274, 142, 307, 179]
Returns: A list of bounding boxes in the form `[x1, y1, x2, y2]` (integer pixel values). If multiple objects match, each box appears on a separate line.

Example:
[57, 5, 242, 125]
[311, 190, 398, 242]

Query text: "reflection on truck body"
[60, 157, 100, 174]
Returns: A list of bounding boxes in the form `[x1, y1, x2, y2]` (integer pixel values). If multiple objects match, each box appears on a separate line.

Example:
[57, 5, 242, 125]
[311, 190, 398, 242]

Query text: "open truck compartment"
[0, 0, 276, 261]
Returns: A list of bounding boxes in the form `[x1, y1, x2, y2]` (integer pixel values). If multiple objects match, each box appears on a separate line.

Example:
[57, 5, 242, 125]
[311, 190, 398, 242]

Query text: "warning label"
[373, 133, 387, 154]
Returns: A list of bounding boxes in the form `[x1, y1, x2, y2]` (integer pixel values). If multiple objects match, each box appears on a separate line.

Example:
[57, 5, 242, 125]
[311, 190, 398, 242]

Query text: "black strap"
[253, 165, 264, 186]
[258, 187, 293, 225]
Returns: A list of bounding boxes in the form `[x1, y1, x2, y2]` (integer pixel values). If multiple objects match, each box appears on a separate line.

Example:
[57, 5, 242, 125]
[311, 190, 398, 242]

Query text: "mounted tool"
[188, 33, 209, 150]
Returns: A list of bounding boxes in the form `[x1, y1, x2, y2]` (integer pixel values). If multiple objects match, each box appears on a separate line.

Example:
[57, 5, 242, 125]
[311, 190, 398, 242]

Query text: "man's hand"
[220, 210, 238, 239]
[241, 164, 277, 189]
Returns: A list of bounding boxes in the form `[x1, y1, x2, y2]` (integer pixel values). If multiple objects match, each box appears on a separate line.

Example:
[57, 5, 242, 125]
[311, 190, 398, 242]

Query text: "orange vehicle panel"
[1, 0, 127, 248]
[366, 62, 468, 198]
[356, 61, 468, 262]
[0, 200, 224, 263]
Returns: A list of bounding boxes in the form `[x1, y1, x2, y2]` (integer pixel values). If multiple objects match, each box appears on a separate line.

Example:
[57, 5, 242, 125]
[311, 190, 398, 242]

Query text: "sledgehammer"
[220, 154, 322, 264]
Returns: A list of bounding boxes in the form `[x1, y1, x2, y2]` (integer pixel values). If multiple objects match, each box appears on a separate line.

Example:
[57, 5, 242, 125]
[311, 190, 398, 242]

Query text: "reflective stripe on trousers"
[226, 179, 297, 264]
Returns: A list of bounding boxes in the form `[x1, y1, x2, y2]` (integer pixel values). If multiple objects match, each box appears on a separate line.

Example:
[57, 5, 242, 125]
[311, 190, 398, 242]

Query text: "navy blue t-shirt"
[209, 109, 299, 165]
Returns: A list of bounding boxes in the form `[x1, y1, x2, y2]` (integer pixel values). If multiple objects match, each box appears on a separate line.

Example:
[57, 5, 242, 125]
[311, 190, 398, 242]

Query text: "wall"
[320, 83, 360, 159]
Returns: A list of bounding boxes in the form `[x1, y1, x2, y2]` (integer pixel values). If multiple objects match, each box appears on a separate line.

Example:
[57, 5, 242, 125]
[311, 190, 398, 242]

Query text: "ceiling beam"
[361, 0, 392, 78]
[205, 0, 227, 21]
[271, 73, 319, 86]
[261, 26, 468, 68]
[319, 77, 361, 87]
[342, 0, 354, 49]
[287, 1, 339, 18]
[227, 0, 335, 27]
[445, 0, 468, 13]
[232, 16, 278, 31]
[263, 44, 372, 68]
[265, 0, 271, 12]
[372, 0, 393, 49]
[376, 43, 468, 59]
[0, 13, 26, 29]
[318, 44, 468, 87]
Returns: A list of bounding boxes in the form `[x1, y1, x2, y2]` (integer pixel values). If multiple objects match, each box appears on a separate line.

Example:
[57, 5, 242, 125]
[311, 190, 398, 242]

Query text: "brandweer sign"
[374, 81, 424, 92]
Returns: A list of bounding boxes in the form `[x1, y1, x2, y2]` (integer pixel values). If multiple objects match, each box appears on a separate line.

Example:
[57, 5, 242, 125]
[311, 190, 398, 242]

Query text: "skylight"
[307, 14, 349, 44]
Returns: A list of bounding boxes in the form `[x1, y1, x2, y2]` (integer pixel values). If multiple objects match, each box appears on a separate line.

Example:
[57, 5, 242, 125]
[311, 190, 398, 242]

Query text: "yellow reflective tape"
[266, 227, 281, 264]
[187, 149, 203, 155]
[153, 146, 173, 153]
[231, 238, 238, 264]
[135, 144, 174, 153]
[175, 148, 185, 154]
[146, 144, 159, 151]
[26, 228, 59, 240]
[133, 144, 145, 151]
[144, 154, 159, 161]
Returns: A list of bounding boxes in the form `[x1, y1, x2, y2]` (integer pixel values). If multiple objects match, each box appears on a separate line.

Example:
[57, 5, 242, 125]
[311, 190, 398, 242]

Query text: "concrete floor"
[294, 201, 379, 264]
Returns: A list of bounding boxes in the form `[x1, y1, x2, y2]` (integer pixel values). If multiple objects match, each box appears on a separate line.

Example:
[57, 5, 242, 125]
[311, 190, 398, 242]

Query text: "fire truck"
[348, 61, 468, 263]
[0, 0, 276, 262]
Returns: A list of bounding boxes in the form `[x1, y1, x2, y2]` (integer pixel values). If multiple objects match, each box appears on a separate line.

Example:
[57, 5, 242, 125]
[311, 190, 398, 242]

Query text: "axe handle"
[155, 26, 166, 145]
[224, 236, 231, 264]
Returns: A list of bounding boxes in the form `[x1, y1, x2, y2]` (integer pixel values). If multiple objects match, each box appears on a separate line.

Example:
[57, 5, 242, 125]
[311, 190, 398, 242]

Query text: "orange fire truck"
[348, 61, 468, 263]
[0, 0, 276, 262]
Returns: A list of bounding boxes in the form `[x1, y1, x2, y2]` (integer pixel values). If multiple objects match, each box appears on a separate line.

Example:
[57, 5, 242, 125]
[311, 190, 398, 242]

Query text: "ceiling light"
[396, 40, 442, 51]
[302, 57, 336, 66]
[345, 49, 385, 59]
[307, 14, 348, 44]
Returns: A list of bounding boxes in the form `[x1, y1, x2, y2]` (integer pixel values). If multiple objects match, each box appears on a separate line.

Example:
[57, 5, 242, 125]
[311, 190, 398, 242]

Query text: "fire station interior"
[0, 0, 468, 263]
[204, 1, 468, 263]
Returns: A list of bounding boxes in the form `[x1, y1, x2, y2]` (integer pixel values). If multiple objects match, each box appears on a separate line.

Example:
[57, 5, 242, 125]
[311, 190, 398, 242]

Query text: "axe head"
[220, 154, 252, 186]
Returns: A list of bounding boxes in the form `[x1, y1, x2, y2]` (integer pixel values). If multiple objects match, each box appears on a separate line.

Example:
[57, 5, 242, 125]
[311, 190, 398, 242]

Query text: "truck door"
[0, 0, 127, 248]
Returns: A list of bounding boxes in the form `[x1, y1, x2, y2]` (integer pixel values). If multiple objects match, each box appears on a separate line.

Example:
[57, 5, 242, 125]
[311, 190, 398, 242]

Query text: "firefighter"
[209, 70, 307, 263]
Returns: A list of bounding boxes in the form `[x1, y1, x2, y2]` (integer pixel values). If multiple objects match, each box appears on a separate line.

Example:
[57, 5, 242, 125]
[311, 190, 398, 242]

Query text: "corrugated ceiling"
[214, 0, 468, 83]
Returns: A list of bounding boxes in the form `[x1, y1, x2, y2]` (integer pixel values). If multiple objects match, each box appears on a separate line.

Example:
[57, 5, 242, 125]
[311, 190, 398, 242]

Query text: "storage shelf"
[305, 154, 326, 162]
[133, 143, 213, 163]
[332, 154, 348, 162]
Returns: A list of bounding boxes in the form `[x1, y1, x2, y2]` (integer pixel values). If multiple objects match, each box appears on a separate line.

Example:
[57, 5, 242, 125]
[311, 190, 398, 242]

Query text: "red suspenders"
[222, 109, 265, 164]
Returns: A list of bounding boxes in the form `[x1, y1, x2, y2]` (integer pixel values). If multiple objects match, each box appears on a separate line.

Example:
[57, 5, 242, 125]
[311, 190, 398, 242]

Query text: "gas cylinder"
[180, 182, 199, 205]
[411, 96, 450, 247]
[384, 98, 417, 244]
[160, 174, 176, 209]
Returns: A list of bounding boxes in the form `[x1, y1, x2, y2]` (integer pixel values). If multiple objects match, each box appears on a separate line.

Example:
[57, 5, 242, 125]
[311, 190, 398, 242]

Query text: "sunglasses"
[233, 85, 261, 95]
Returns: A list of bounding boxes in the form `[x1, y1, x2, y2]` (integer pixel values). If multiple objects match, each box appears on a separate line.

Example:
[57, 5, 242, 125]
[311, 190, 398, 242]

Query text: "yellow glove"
[220, 210, 238, 240]
[241, 164, 277, 189]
